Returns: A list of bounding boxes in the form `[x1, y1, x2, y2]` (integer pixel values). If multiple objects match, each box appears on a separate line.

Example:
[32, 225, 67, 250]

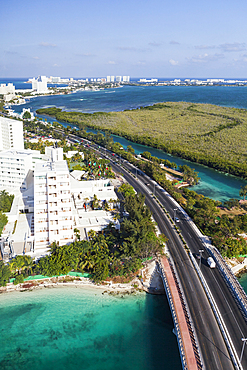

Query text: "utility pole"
[240, 338, 247, 363]
[173, 208, 177, 222]
[199, 249, 204, 269]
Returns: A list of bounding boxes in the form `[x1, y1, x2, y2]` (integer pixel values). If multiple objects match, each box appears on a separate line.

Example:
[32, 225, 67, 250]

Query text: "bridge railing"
[157, 259, 189, 370]
[189, 251, 242, 370]
[207, 246, 247, 322]
[165, 258, 204, 370]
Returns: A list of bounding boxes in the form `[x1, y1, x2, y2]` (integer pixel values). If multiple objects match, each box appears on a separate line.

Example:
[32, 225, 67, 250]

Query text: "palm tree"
[74, 228, 80, 241]
[79, 254, 95, 271]
[240, 185, 247, 201]
[88, 229, 97, 240]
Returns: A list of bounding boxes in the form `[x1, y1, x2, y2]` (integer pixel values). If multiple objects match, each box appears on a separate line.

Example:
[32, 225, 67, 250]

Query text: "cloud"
[169, 59, 179, 66]
[53, 64, 59, 67]
[117, 46, 148, 52]
[4, 50, 18, 55]
[149, 42, 161, 47]
[219, 42, 246, 52]
[187, 53, 225, 63]
[76, 53, 96, 57]
[132, 61, 146, 66]
[195, 45, 216, 50]
[39, 42, 57, 47]
[108, 61, 116, 65]
[170, 41, 180, 45]
[33, 56, 39, 60]
[194, 43, 246, 52]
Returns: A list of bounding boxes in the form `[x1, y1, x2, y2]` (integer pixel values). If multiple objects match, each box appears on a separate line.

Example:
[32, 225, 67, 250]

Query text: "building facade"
[0, 149, 46, 191]
[0, 117, 24, 151]
[34, 150, 74, 251]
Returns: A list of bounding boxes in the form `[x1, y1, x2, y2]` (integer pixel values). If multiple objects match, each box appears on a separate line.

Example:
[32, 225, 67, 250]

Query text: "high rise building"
[33, 147, 74, 251]
[123, 76, 130, 82]
[0, 149, 45, 191]
[0, 83, 15, 95]
[110, 76, 115, 82]
[0, 116, 24, 151]
[31, 76, 48, 93]
[116, 76, 122, 82]
[106, 76, 111, 82]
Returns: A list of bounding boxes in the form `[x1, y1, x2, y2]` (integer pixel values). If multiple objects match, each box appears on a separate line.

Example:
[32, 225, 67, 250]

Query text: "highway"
[121, 159, 247, 370]
[70, 136, 247, 369]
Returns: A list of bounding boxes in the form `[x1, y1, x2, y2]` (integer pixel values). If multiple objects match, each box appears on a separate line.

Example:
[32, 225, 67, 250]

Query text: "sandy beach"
[0, 260, 165, 295]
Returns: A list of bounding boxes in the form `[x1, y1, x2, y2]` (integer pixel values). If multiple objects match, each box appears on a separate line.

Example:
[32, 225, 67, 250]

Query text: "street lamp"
[199, 249, 204, 269]
[240, 338, 247, 363]
[173, 208, 177, 222]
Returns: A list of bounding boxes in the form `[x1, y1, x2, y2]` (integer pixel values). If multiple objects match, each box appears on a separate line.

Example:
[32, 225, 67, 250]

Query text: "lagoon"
[12, 84, 247, 203]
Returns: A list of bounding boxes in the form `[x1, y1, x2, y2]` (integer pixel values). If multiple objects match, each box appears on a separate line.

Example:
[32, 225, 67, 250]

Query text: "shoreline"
[0, 260, 165, 295]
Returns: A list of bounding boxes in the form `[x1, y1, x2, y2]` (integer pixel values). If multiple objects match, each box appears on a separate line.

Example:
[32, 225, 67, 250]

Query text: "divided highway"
[70, 136, 247, 369]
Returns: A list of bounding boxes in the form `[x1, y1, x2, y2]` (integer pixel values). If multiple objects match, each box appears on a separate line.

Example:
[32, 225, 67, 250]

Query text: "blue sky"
[1, 0, 247, 78]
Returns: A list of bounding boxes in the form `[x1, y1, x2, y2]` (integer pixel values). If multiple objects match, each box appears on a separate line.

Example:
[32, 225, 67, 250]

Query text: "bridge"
[70, 135, 247, 369]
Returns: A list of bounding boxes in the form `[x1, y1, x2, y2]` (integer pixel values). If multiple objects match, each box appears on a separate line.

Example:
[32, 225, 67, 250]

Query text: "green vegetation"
[0, 190, 14, 212]
[37, 102, 247, 178]
[0, 261, 11, 286]
[0, 191, 166, 286]
[23, 112, 247, 259]
[0, 190, 14, 236]
[239, 185, 247, 200]
[22, 111, 31, 120]
[34, 191, 166, 282]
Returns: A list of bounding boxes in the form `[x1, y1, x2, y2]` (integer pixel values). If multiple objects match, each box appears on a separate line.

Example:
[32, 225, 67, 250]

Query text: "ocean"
[2, 79, 247, 369]
[10, 82, 247, 203]
[0, 287, 181, 370]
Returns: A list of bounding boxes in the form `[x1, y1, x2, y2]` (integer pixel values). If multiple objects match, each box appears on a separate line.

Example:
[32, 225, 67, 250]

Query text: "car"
[194, 253, 201, 260]
[145, 183, 150, 186]
[175, 217, 180, 223]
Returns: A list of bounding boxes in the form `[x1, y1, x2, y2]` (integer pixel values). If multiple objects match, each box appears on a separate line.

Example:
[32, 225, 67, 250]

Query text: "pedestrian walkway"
[161, 257, 199, 370]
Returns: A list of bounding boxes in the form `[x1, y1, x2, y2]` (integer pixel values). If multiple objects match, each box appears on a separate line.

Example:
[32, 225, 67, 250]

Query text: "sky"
[1, 0, 247, 78]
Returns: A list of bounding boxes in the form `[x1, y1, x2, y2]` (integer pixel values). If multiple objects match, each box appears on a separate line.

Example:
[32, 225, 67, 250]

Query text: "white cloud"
[149, 42, 161, 47]
[108, 61, 116, 64]
[76, 53, 96, 57]
[219, 42, 246, 52]
[195, 45, 216, 50]
[187, 53, 224, 64]
[33, 56, 39, 60]
[169, 59, 179, 66]
[117, 46, 148, 52]
[39, 42, 57, 47]
[170, 41, 180, 45]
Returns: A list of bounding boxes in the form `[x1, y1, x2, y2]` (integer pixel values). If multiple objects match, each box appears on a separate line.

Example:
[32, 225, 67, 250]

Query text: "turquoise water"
[0, 287, 181, 370]
[238, 274, 247, 294]
[12, 84, 247, 202]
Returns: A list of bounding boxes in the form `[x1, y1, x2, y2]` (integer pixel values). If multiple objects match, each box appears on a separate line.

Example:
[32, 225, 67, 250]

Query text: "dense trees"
[239, 185, 247, 200]
[179, 165, 199, 185]
[36, 102, 247, 178]
[0, 190, 14, 236]
[22, 111, 31, 120]
[33, 191, 166, 282]
[0, 261, 11, 286]
[0, 190, 14, 212]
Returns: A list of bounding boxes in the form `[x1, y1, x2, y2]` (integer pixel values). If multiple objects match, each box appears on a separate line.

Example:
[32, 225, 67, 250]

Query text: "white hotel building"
[0, 149, 45, 191]
[34, 148, 74, 251]
[0, 116, 24, 151]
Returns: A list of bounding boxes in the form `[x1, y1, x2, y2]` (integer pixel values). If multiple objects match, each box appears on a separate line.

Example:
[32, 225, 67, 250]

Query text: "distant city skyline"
[1, 0, 247, 78]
